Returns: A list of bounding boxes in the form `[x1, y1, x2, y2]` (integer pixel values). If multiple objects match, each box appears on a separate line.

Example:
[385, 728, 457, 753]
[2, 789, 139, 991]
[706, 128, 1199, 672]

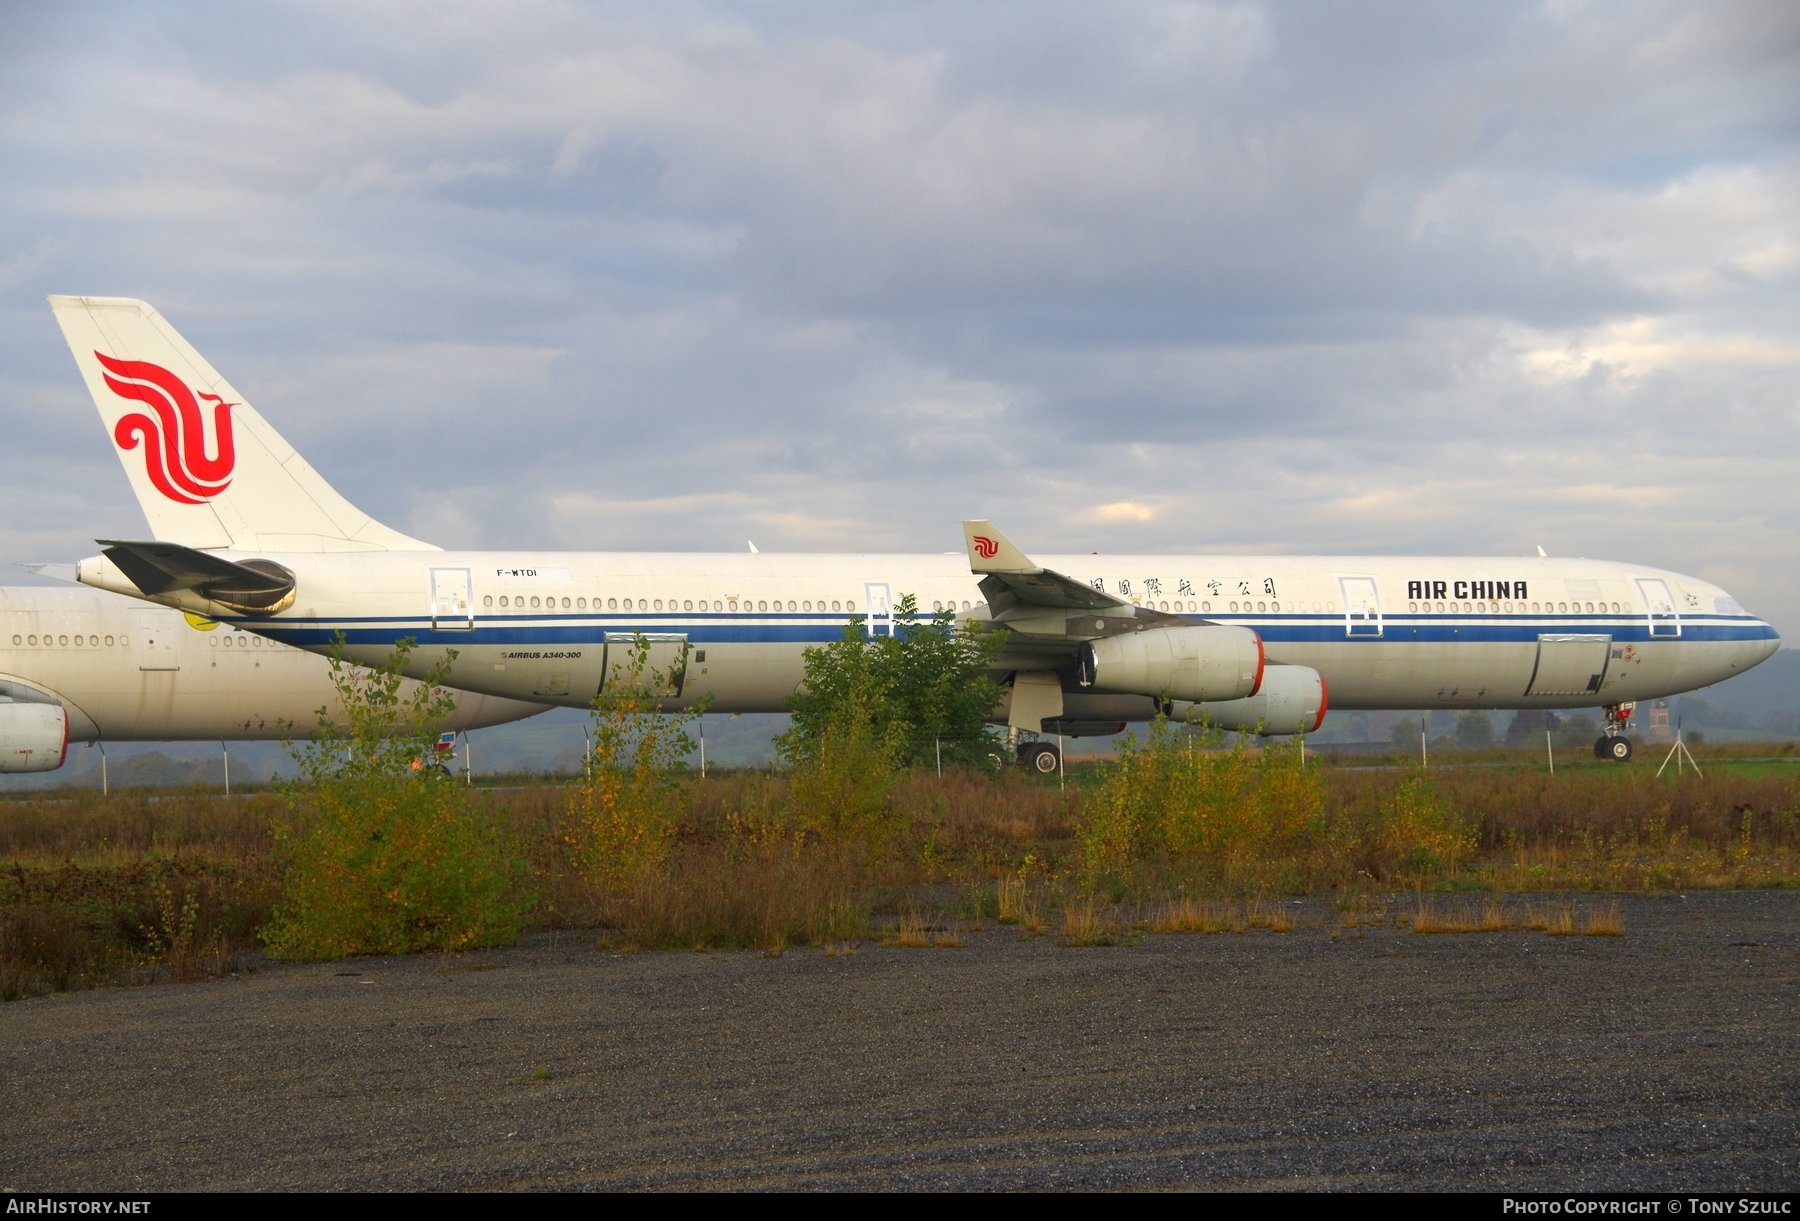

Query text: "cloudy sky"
[3, 1, 1797, 638]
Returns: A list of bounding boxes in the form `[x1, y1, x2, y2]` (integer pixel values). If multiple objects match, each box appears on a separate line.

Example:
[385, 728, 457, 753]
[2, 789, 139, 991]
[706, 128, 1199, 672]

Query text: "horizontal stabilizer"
[98, 539, 296, 613]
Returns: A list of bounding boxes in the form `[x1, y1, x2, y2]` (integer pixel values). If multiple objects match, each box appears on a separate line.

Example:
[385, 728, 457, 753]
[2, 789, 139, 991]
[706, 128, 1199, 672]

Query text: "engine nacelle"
[1078, 625, 1264, 704]
[1182, 665, 1328, 736]
[0, 702, 70, 773]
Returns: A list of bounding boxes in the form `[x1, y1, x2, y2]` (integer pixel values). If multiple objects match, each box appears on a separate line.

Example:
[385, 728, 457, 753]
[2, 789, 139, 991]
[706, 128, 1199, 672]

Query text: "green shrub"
[564, 634, 702, 895]
[1082, 717, 1328, 890]
[262, 641, 528, 960]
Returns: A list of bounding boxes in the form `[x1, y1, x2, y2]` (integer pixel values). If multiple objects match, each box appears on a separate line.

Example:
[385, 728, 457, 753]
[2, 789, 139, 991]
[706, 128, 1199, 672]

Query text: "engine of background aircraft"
[1076, 624, 1265, 704]
[0, 701, 71, 773]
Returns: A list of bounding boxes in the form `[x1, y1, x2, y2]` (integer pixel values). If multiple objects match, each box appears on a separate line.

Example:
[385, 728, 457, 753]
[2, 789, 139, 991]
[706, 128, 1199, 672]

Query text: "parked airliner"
[49, 295, 1779, 770]
[0, 584, 549, 774]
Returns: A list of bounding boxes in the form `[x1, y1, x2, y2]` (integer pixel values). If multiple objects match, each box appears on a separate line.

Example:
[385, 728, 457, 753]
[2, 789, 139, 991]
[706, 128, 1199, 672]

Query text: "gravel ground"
[1, 891, 1794, 1192]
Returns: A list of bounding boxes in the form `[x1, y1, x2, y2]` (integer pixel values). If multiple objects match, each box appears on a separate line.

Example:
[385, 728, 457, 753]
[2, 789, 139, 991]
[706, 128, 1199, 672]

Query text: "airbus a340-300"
[49, 296, 1779, 771]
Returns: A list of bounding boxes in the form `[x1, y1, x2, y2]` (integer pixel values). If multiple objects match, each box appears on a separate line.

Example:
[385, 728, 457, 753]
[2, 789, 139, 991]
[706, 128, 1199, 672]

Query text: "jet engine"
[1185, 664, 1327, 736]
[0, 702, 70, 773]
[1077, 625, 1263, 704]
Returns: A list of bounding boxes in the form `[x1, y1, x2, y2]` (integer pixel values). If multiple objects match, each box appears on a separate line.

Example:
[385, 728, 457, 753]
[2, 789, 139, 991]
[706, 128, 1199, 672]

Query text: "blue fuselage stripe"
[231, 612, 1780, 650]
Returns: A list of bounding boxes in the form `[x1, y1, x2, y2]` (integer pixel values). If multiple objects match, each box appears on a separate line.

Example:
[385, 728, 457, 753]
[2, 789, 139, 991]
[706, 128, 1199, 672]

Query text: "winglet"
[963, 521, 1040, 574]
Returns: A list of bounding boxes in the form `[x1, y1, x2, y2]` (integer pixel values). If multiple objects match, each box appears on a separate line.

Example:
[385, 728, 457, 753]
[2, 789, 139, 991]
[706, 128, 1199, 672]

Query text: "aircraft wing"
[962, 520, 1130, 615]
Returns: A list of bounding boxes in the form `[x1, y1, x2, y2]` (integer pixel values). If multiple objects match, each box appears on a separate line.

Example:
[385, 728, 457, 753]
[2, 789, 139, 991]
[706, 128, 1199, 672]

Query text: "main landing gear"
[1017, 740, 1062, 775]
[1593, 702, 1636, 763]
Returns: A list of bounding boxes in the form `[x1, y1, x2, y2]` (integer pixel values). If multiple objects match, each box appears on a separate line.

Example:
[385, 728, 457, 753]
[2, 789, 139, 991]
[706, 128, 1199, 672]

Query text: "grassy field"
[3, 743, 1796, 999]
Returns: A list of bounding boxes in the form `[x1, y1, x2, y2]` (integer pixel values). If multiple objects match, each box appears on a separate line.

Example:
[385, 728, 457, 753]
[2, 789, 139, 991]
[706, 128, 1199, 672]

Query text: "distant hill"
[1666, 647, 1800, 738]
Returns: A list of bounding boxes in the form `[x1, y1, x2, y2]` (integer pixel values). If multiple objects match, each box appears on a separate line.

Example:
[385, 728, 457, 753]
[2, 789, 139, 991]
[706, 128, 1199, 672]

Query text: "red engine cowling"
[1078, 625, 1264, 704]
[0, 702, 70, 773]
[1184, 665, 1327, 736]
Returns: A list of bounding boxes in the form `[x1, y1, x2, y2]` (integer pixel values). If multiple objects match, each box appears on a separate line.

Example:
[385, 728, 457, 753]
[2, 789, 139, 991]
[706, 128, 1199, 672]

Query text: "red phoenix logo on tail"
[95, 351, 237, 504]
[972, 535, 999, 560]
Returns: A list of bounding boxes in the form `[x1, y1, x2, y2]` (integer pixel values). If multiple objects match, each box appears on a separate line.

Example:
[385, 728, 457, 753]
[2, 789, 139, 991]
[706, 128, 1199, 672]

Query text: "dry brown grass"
[1583, 899, 1624, 936]
[9, 748, 1782, 992]
[1148, 897, 1244, 934]
[1246, 898, 1297, 933]
[995, 874, 1028, 924]
[886, 908, 930, 948]
[1527, 899, 1579, 936]
[1412, 896, 1516, 934]
[1060, 895, 1118, 947]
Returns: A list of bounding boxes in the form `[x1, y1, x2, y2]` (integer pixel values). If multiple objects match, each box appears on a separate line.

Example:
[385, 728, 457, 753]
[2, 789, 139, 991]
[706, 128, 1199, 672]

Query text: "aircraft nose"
[1731, 612, 1780, 675]
[1751, 629, 1780, 665]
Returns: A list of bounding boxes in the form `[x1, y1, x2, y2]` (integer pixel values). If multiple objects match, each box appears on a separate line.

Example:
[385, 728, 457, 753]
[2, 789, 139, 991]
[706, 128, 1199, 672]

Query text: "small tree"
[1455, 710, 1495, 750]
[1555, 712, 1599, 748]
[264, 639, 528, 960]
[564, 634, 703, 894]
[1390, 717, 1423, 754]
[782, 594, 1004, 770]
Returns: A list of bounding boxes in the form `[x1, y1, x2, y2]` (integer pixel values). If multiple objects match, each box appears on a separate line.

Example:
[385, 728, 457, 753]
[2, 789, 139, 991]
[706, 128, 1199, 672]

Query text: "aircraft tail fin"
[49, 295, 436, 553]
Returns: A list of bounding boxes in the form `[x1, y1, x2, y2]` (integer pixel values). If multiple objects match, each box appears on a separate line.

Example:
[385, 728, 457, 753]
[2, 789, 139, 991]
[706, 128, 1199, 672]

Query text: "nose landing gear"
[1594, 702, 1636, 762]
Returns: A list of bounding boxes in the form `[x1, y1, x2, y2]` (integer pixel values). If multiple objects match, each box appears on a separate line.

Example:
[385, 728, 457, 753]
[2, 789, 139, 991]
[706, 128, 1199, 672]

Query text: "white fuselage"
[0, 586, 550, 764]
[78, 549, 1779, 722]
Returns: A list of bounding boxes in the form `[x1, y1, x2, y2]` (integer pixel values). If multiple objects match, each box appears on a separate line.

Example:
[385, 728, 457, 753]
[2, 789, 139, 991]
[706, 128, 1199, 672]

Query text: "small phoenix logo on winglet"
[972, 535, 999, 560]
[95, 352, 237, 504]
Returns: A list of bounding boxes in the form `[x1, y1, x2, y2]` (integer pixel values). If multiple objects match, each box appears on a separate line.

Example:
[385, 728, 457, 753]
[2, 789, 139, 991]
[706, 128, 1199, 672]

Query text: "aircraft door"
[1525, 634, 1611, 696]
[1635, 578, 1680, 638]
[599, 632, 689, 698]
[863, 581, 895, 637]
[130, 607, 179, 671]
[430, 567, 474, 632]
[1338, 576, 1383, 638]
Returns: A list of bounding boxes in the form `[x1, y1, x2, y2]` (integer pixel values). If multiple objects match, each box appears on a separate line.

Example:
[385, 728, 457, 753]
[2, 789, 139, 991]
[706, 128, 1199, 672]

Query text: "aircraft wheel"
[1606, 736, 1633, 763]
[1021, 743, 1061, 775]
[1592, 736, 1611, 759]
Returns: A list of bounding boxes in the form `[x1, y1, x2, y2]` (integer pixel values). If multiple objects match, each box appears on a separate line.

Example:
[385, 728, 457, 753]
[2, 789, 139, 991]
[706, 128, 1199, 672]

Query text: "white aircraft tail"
[49, 295, 436, 553]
